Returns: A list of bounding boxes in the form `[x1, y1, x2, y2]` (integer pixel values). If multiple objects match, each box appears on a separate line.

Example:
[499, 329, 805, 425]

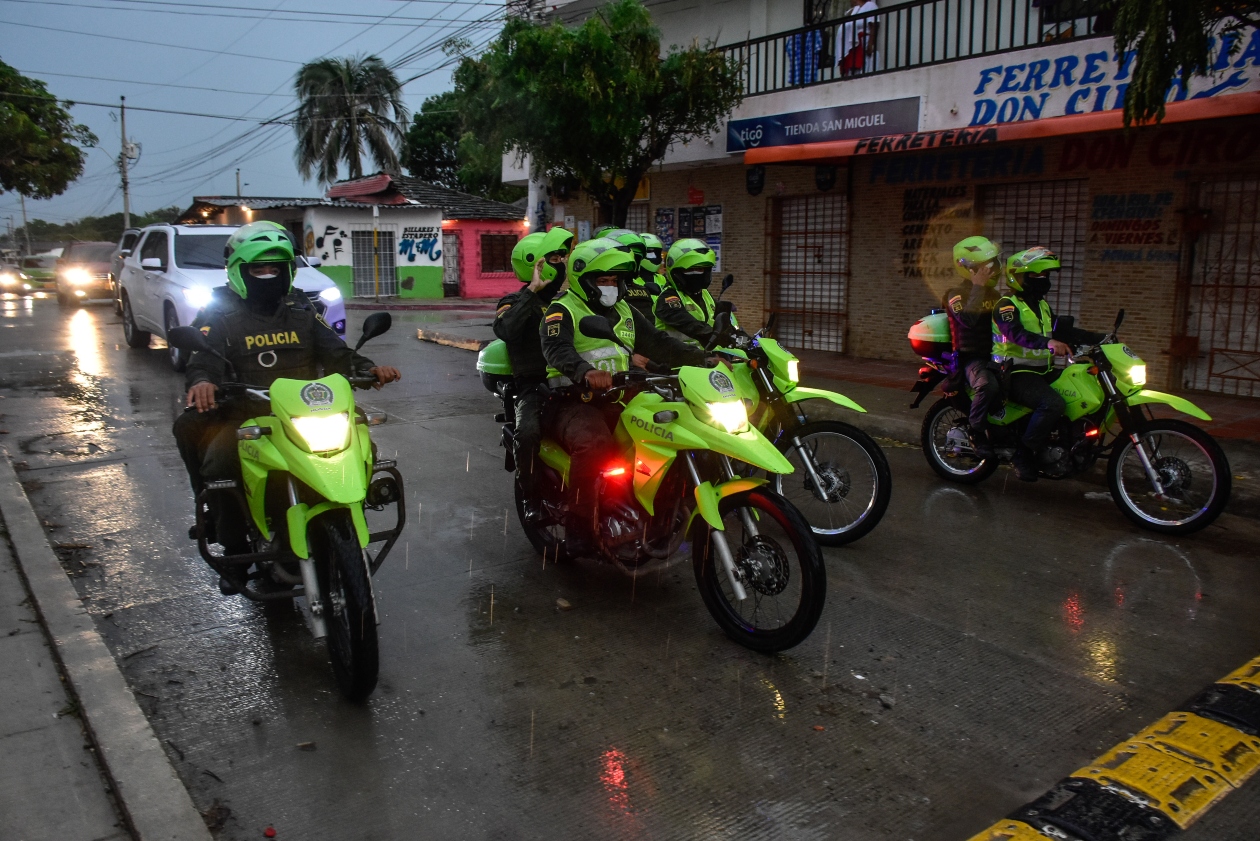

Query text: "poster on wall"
[577, 221, 591, 242]
[705, 235, 722, 272]
[655, 207, 675, 246]
[677, 208, 692, 241]
[705, 206, 723, 235]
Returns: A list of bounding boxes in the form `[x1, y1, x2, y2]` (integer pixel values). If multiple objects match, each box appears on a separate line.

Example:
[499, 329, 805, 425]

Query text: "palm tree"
[294, 55, 408, 184]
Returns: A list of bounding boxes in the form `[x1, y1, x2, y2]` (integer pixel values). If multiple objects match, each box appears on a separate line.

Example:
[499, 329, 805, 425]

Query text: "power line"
[1, 19, 304, 63]
[0, 91, 292, 123]
[0, 0, 497, 23]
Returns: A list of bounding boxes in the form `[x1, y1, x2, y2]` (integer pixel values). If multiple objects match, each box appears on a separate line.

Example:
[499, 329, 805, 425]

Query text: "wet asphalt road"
[2, 295, 1260, 840]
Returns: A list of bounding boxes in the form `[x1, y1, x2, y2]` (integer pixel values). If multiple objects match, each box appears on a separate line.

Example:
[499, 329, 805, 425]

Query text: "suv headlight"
[291, 412, 350, 452]
[63, 267, 92, 286]
[319, 286, 342, 302]
[706, 400, 749, 434]
[183, 286, 213, 308]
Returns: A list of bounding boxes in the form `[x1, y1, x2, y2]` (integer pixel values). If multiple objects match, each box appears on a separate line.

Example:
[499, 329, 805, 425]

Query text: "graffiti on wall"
[970, 31, 1260, 126]
[306, 225, 347, 262]
[1090, 192, 1180, 263]
[399, 225, 442, 263]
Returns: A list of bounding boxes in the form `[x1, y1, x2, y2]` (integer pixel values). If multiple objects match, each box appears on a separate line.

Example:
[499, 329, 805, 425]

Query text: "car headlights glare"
[1129, 364, 1147, 387]
[786, 359, 800, 383]
[706, 400, 749, 434]
[183, 286, 213, 308]
[291, 412, 350, 453]
[63, 268, 92, 286]
[318, 286, 342, 302]
[0, 272, 18, 287]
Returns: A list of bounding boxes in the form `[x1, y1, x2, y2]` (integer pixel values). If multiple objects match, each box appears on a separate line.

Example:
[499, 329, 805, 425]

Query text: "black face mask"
[675, 268, 712, 296]
[1023, 275, 1052, 298]
[244, 264, 291, 310]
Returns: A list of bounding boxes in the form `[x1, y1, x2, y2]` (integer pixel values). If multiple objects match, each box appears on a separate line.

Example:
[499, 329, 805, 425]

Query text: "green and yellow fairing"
[236, 374, 375, 558]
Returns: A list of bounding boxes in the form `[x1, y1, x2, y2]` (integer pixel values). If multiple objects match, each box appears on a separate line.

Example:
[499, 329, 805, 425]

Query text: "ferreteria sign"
[726, 97, 920, 152]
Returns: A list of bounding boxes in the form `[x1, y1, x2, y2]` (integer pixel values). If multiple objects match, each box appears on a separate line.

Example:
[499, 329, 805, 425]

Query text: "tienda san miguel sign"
[727, 97, 920, 152]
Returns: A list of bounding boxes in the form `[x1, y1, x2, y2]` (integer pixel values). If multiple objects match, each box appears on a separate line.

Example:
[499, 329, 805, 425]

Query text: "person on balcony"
[838, 0, 879, 75]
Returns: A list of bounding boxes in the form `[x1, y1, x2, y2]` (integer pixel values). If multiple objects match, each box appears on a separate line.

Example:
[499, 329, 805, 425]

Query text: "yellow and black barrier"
[967, 656, 1260, 840]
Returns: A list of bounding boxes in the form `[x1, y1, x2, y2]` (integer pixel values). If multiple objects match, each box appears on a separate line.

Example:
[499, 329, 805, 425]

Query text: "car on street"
[110, 228, 141, 314]
[18, 255, 59, 291]
[117, 224, 348, 371]
[0, 262, 33, 293]
[55, 241, 116, 307]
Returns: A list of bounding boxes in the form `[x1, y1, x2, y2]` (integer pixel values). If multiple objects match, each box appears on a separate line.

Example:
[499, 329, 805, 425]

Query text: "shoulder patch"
[948, 294, 963, 313]
[664, 295, 682, 309]
[496, 303, 512, 317]
[545, 311, 565, 323]
[199, 325, 211, 336]
[546, 323, 560, 337]
[999, 307, 1016, 323]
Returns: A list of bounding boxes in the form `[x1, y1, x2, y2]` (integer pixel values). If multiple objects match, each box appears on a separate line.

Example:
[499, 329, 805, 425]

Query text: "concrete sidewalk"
[0, 525, 130, 841]
[347, 296, 497, 312]
[415, 318, 1259, 519]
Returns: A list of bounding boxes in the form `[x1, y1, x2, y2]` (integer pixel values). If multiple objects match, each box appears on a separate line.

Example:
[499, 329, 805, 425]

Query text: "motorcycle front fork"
[289, 477, 328, 639]
[1101, 377, 1169, 499]
[685, 453, 750, 602]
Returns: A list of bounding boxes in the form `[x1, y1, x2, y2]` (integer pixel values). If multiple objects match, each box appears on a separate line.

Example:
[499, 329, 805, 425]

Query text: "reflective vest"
[545, 292, 637, 387]
[992, 295, 1054, 371]
[655, 283, 736, 346]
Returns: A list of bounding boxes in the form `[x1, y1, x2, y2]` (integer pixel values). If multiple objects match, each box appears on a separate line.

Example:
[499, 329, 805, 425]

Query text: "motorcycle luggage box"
[908, 311, 952, 365]
[477, 339, 514, 394]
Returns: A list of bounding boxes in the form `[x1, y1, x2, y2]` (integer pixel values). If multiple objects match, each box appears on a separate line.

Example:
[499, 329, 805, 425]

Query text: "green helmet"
[567, 237, 636, 305]
[952, 235, 1001, 284]
[665, 238, 716, 295]
[225, 220, 295, 299]
[595, 228, 646, 263]
[510, 226, 575, 285]
[639, 232, 664, 273]
[1006, 246, 1060, 293]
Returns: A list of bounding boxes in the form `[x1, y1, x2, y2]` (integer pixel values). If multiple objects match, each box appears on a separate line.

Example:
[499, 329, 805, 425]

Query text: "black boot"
[1012, 446, 1039, 482]
[971, 428, 994, 461]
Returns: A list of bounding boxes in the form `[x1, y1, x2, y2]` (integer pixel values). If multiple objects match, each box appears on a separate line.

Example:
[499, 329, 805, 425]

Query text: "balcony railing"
[720, 0, 1109, 97]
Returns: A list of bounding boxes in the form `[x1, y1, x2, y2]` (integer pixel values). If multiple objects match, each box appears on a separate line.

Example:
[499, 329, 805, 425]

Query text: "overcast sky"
[1, 0, 503, 230]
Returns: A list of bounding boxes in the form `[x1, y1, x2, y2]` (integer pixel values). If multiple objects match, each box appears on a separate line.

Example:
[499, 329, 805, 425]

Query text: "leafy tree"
[455, 0, 743, 226]
[0, 60, 97, 199]
[12, 205, 181, 246]
[403, 90, 526, 203]
[294, 55, 408, 185]
[1113, 0, 1260, 124]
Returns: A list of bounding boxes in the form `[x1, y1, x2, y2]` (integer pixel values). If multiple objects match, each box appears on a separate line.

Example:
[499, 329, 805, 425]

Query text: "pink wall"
[445, 219, 530, 299]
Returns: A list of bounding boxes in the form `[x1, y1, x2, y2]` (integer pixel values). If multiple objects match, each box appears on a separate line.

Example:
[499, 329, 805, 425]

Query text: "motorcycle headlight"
[183, 286, 213, 308]
[63, 267, 92, 286]
[785, 358, 799, 383]
[318, 286, 342, 302]
[1129, 364, 1146, 386]
[706, 400, 749, 434]
[291, 412, 350, 453]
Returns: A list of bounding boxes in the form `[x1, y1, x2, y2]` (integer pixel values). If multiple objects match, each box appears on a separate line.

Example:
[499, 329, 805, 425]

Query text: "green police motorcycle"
[478, 317, 826, 653]
[700, 281, 891, 547]
[909, 309, 1230, 535]
[167, 316, 405, 701]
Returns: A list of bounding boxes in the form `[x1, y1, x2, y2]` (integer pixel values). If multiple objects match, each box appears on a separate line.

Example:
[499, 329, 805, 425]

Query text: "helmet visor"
[246, 262, 285, 279]
[1013, 246, 1055, 269]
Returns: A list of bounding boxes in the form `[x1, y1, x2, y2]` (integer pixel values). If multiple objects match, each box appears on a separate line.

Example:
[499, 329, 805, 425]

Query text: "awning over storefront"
[744, 92, 1260, 165]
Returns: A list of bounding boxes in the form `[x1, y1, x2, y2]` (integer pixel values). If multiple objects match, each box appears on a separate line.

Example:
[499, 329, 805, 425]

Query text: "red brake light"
[1085, 427, 1100, 438]
[602, 465, 627, 478]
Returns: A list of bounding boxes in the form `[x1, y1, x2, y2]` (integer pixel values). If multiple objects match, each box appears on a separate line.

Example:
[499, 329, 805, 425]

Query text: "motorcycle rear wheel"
[921, 398, 997, 484]
[514, 475, 570, 564]
[311, 510, 379, 702]
[693, 489, 825, 653]
[772, 420, 891, 546]
[1107, 419, 1231, 535]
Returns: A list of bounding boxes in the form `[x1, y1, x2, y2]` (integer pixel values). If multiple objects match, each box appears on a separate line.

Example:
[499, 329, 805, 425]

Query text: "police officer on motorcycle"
[944, 236, 1003, 459]
[494, 226, 574, 522]
[594, 227, 657, 316]
[173, 221, 400, 588]
[541, 237, 710, 549]
[992, 247, 1104, 481]
[653, 238, 732, 347]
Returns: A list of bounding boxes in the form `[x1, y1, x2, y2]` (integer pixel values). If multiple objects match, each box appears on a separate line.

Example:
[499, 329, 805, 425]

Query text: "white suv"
[118, 224, 348, 371]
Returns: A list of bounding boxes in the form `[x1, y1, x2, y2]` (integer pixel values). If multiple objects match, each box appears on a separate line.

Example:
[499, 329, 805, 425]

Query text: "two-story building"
[508, 0, 1260, 397]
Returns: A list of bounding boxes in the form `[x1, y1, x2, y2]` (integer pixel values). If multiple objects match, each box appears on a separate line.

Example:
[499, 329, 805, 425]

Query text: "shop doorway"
[1182, 178, 1260, 397]
[351, 227, 397, 297]
[442, 233, 461, 297]
[767, 194, 850, 352]
[979, 179, 1089, 318]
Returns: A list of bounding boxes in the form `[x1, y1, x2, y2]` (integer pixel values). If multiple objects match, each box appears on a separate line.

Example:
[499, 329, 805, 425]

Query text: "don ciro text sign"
[726, 97, 921, 152]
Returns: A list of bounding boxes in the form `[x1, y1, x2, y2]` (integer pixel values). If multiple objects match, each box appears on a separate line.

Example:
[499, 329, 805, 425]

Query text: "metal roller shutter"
[766, 194, 850, 353]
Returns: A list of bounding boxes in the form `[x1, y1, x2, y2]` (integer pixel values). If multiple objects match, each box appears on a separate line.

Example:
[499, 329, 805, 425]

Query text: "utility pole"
[236, 169, 242, 197]
[120, 96, 131, 230]
[19, 194, 32, 255]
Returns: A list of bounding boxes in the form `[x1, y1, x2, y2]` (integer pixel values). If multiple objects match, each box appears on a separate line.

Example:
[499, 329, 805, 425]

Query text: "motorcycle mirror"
[716, 273, 734, 301]
[764, 312, 779, 336]
[167, 325, 212, 354]
[578, 315, 618, 343]
[1114, 309, 1125, 331]
[355, 312, 392, 351]
[714, 300, 734, 316]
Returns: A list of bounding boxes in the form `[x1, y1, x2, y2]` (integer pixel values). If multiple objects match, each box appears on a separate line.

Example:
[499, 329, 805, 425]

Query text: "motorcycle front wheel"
[311, 510, 379, 702]
[772, 420, 891, 546]
[693, 489, 825, 653]
[1107, 419, 1231, 535]
[921, 398, 997, 484]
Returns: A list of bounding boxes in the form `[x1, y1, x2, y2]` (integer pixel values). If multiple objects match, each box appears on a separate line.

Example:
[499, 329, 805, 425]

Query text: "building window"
[351, 228, 397, 297]
[480, 233, 518, 273]
[979, 179, 1088, 319]
[767, 194, 850, 353]
[624, 204, 649, 233]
